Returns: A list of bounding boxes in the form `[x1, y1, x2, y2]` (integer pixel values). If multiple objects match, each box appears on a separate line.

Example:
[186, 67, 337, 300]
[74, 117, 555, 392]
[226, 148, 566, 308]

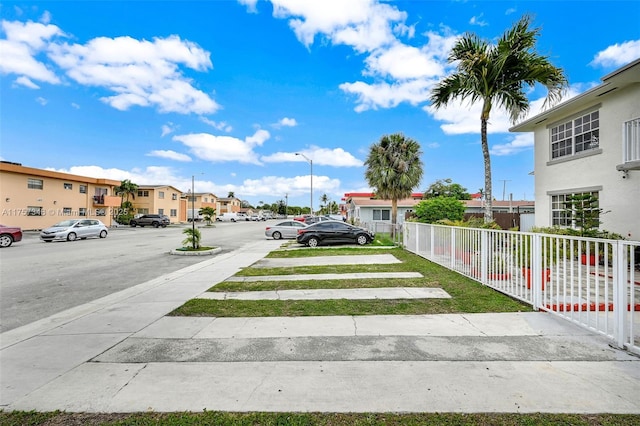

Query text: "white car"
[40, 219, 108, 242]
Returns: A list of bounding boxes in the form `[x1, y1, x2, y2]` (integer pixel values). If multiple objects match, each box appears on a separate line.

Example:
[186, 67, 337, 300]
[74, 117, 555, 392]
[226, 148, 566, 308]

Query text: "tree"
[114, 179, 138, 224]
[563, 193, 605, 237]
[182, 227, 201, 249]
[276, 199, 287, 215]
[414, 197, 465, 223]
[199, 206, 216, 225]
[320, 193, 329, 214]
[227, 191, 235, 198]
[364, 133, 424, 232]
[429, 14, 567, 222]
[423, 178, 471, 200]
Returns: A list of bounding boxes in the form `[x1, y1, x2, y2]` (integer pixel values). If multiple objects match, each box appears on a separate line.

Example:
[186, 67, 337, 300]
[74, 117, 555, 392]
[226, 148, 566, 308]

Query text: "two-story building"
[133, 185, 183, 223]
[511, 59, 640, 240]
[0, 161, 121, 229]
[183, 192, 218, 221]
[217, 197, 241, 214]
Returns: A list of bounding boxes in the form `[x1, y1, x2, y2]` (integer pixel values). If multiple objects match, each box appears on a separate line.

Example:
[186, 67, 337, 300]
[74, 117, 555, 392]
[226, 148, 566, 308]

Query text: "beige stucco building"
[133, 185, 184, 223]
[184, 192, 218, 221]
[0, 162, 121, 230]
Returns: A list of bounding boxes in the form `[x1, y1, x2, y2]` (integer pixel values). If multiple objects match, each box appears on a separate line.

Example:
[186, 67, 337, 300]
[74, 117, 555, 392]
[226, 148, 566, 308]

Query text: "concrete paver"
[252, 254, 401, 268]
[224, 272, 423, 282]
[197, 287, 450, 300]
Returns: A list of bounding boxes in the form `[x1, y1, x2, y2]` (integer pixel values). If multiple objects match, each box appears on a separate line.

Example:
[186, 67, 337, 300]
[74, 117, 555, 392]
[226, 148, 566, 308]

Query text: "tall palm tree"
[429, 14, 566, 222]
[365, 133, 424, 232]
[114, 179, 138, 212]
[320, 193, 329, 213]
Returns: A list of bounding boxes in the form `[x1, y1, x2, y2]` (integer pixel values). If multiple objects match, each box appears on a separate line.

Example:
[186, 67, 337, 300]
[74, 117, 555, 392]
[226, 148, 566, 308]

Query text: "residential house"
[134, 185, 183, 223]
[217, 197, 241, 214]
[511, 59, 640, 241]
[0, 161, 121, 229]
[183, 192, 218, 221]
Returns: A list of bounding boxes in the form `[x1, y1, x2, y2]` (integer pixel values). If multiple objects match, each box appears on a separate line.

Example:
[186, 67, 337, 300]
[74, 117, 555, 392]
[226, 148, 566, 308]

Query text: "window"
[138, 208, 149, 214]
[79, 208, 87, 217]
[62, 207, 72, 215]
[138, 190, 149, 197]
[158, 208, 164, 215]
[96, 208, 106, 216]
[372, 209, 391, 220]
[79, 185, 87, 194]
[623, 117, 640, 163]
[159, 191, 164, 199]
[551, 110, 599, 159]
[28, 178, 43, 189]
[188, 196, 196, 202]
[64, 183, 73, 190]
[27, 206, 43, 216]
[172, 193, 177, 200]
[170, 209, 177, 217]
[551, 191, 599, 227]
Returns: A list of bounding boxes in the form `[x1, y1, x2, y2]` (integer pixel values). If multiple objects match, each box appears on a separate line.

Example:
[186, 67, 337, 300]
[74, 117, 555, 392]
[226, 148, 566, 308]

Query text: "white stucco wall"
[534, 83, 640, 240]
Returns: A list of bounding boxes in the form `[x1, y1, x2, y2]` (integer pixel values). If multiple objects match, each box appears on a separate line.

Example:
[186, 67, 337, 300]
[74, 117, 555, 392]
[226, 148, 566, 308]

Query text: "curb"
[169, 247, 222, 256]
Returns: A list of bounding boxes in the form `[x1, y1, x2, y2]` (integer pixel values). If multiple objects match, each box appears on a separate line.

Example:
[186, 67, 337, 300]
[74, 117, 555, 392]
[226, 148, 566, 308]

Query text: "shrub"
[414, 197, 465, 223]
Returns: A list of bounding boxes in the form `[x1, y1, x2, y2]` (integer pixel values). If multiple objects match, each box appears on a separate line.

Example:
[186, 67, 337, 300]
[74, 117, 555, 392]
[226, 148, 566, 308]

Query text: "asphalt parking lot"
[0, 221, 270, 332]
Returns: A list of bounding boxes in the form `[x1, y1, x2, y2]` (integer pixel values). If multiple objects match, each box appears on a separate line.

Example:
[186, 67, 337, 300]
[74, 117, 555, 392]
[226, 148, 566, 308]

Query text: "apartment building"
[183, 192, 218, 221]
[134, 185, 183, 223]
[0, 161, 121, 230]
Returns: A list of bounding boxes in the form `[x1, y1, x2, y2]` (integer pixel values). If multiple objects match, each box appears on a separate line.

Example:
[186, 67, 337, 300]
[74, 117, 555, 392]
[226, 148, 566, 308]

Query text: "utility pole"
[499, 180, 512, 201]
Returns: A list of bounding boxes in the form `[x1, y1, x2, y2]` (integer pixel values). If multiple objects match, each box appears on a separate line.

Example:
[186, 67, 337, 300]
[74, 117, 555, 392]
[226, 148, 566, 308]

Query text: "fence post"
[480, 230, 488, 283]
[430, 225, 435, 260]
[614, 240, 626, 349]
[450, 227, 456, 269]
[532, 233, 542, 310]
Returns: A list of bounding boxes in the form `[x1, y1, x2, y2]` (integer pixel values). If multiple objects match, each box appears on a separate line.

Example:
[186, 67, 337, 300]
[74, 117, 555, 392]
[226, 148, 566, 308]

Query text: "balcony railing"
[621, 117, 640, 169]
[403, 222, 640, 355]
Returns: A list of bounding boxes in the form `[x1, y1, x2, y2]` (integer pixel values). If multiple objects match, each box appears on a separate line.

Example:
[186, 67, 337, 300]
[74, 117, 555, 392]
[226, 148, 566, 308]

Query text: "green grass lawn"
[170, 247, 530, 317]
[2, 411, 638, 425]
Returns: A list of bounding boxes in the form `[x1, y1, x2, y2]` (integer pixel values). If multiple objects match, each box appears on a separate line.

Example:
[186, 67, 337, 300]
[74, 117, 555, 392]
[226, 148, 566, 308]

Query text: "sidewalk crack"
[352, 316, 358, 336]
[113, 364, 148, 397]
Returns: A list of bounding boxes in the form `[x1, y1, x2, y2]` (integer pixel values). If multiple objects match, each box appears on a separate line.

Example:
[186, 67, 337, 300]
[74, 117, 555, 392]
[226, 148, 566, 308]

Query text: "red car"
[0, 224, 23, 247]
[293, 214, 312, 222]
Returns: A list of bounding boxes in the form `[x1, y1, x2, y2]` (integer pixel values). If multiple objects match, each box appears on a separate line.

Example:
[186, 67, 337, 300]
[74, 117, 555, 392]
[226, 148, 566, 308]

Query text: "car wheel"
[231, 219, 236, 222]
[152, 222, 160, 228]
[272, 231, 282, 240]
[99, 230, 108, 238]
[0, 234, 14, 247]
[356, 234, 369, 246]
[130, 222, 137, 227]
[308, 237, 319, 248]
[67, 232, 77, 241]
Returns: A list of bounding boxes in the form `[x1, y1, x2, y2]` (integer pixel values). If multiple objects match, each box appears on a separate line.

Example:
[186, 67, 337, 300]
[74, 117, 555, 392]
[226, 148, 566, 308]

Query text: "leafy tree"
[429, 14, 566, 222]
[276, 199, 287, 215]
[327, 201, 339, 214]
[114, 179, 138, 224]
[227, 191, 235, 198]
[414, 197, 465, 223]
[182, 227, 201, 249]
[423, 178, 471, 200]
[199, 206, 216, 225]
[319, 193, 329, 214]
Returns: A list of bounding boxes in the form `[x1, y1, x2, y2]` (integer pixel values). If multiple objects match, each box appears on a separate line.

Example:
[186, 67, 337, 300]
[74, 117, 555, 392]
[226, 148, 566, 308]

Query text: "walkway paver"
[198, 287, 450, 300]
[225, 272, 423, 282]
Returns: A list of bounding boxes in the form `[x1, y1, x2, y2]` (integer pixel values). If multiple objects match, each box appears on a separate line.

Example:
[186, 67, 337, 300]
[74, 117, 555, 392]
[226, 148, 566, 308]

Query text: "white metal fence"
[403, 222, 640, 355]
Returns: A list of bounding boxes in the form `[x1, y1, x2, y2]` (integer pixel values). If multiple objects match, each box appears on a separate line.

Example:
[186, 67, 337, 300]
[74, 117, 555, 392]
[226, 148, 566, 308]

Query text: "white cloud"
[200, 117, 233, 132]
[236, 174, 343, 198]
[590, 40, 640, 68]
[364, 42, 445, 80]
[469, 14, 488, 27]
[36, 96, 47, 105]
[490, 134, 534, 156]
[172, 129, 270, 165]
[161, 123, 176, 137]
[270, 0, 406, 52]
[427, 142, 440, 149]
[274, 117, 298, 128]
[261, 146, 363, 167]
[71, 102, 79, 109]
[341, 78, 434, 112]
[0, 20, 63, 84]
[237, 0, 259, 13]
[14, 75, 40, 88]
[146, 150, 192, 162]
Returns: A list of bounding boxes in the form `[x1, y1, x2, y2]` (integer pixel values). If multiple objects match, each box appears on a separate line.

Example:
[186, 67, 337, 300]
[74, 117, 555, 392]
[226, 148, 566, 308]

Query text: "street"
[0, 221, 271, 332]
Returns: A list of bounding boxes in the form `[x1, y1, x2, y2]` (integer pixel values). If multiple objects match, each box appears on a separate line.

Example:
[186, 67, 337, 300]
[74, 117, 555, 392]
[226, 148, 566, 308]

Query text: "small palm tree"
[365, 133, 424, 233]
[199, 206, 216, 225]
[182, 227, 201, 249]
[114, 179, 138, 208]
[320, 193, 329, 214]
[429, 14, 566, 222]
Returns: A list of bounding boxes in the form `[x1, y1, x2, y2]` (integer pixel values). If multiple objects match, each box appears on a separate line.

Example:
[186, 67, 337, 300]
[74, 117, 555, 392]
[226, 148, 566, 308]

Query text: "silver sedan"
[40, 219, 109, 242]
[265, 220, 308, 240]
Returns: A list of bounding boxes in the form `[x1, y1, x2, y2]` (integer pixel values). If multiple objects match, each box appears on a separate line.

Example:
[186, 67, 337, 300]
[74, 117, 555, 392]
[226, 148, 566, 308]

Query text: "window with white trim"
[170, 209, 177, 217]
[64, 183, 72, 190]
[138, 190, 149, 197]
[28, 178, 43, 190]
[551, 191, 599, 227]
[79, 185, 87, 194]
[551, 110, 599, 159]
[372, 209, 391, 221]
[158, 191, 164, 199]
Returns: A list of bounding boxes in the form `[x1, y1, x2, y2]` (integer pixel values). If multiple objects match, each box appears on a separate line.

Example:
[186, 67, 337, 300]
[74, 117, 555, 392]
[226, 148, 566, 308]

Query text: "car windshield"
[52, 220, 78, 227]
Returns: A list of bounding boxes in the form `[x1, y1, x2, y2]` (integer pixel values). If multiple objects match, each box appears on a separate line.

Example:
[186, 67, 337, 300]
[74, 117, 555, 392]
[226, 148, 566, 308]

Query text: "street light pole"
[191, 175, 195, 249]
[295, 153, 313, 215]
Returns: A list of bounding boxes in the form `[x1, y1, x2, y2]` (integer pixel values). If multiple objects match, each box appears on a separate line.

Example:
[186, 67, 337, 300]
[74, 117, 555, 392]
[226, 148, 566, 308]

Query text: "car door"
[332, 222, 356, 243]
[287, 221, 306, 238]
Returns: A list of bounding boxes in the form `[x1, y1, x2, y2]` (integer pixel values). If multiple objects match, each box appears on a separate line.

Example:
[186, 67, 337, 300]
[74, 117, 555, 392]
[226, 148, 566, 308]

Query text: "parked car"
[265, 220, 308, 240]
[40, 219, 108, 242]
[324, 214, 346, 222]
[129, 214, 170, 228]
[296, 221, 375, 247]
[0, 224, 23, 247]
[304, 216, 334, 225]
[293, 214, 312, 222]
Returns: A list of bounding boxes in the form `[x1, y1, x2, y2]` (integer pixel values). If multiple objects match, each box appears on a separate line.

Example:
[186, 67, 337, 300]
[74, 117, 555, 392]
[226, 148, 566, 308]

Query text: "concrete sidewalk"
[1, 240, 639, 414]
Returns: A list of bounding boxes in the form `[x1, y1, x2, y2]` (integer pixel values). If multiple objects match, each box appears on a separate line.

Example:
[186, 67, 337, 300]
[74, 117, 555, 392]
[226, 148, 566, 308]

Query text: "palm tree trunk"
[481, 115, 493, 222]
[391, 198, 398, 237]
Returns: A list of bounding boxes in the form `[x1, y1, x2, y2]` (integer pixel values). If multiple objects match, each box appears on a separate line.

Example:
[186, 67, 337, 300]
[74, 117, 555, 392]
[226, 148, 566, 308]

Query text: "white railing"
[403, 222, 640, 355]
[624, 117, 640, 163]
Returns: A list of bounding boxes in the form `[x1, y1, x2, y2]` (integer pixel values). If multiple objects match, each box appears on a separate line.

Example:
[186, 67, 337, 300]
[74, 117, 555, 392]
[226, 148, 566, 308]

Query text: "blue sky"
[1, 0, 639, 210]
